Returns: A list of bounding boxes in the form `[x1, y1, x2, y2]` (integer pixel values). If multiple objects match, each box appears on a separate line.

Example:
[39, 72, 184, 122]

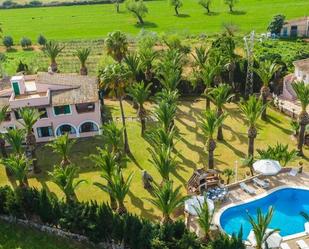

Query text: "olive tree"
[170, 0, 182, 16]
[126, 0, 148, 25]
[224, 0, 238, 12]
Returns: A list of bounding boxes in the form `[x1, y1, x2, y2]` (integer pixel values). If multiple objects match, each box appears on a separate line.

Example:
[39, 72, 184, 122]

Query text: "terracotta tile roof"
[36, 72, 99, 106]
[293, 58, 309, 72]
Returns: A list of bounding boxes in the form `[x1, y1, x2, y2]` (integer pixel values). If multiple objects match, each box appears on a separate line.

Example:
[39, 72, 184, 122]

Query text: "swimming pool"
[219, 187, 309, 240]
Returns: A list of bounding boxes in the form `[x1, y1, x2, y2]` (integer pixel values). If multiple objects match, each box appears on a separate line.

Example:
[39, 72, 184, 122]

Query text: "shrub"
[2, 0, 17, 8]
[268, 14, 285, 35]
[0, 185, 206, 248]
[20, 37, 32, 49]
[29, 0, 42, 6]
[37, 34, 47, 46]
[16, 60, 29, 73]
[3, 36, 14, 49]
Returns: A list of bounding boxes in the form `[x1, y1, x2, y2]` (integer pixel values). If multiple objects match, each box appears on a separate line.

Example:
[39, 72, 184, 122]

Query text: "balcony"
[9, 89, 50, 109]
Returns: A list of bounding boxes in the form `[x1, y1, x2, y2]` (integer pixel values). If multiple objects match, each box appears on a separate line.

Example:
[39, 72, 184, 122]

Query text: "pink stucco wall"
[0, 102, 101, 143]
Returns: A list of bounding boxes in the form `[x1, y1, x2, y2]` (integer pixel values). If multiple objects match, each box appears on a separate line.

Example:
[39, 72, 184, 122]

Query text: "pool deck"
[186, 171, 309, 249]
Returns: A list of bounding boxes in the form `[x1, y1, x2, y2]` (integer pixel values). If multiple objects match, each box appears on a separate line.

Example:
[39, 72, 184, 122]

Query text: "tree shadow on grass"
[230, 10, 247, 15]
[205, 11, 220, 16]
[127, 152, 143, 170]
[134, 21, 158, 29]
[177, 13, 190, 18]
[128, 190, 159, 220]
[265, 115, 292, 135]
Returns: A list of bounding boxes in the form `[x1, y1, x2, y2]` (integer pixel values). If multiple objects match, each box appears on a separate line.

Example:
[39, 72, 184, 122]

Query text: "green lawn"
[0, 98, 307, 220]
[0, 221, 94, 249]
[0, 0, 309, 41]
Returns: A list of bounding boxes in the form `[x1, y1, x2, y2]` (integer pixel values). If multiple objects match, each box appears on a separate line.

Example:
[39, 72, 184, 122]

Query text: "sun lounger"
[252, 178, 269, 189]
[280, 243, 291, 249]
[240, 182, 256, 195]
[289, 168, 298, 176]
[305, 222, 309, 234]
[296, 240, 309, 249]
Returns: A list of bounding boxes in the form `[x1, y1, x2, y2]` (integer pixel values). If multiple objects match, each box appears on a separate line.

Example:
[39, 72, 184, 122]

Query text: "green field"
[1, 0, 309, 41]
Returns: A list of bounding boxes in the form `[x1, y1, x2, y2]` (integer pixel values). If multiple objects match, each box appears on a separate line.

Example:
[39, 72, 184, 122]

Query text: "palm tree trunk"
[139, 106, 146, 136]
[80, 66, 88, 75]
[50, 59, 58, 73]
[217, 108, 224, 141]
[110, 195, 117, 211]
[118, 96, 130, 154]
[117, 202, 127, 215]
[248, 126, 257, 157]
[260, 85, 270, 120]
[0, 138, 11, 176]
[0, 138, 7, 158]
[208, 139, 216, 169]
[298, 112, 309, 156]
[27, 133, 40, 173]
[162, 214, 172, 224]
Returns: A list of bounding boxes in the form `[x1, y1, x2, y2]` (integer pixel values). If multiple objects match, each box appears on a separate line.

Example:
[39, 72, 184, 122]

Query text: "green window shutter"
[64, 105, 70, 114]
[54, 107, 60, 115]
[12, 82, 20, 96]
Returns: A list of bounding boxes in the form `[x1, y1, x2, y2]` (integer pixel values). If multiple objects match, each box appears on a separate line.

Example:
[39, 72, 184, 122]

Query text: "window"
[12, 82, 20, 96]
[37, 126, 53, 138]
[79, 122, 99, 133]
[56, 124, 76, 136]
[75, 103, 95, 114]
[54, 105, 71, 116]
[14, 110, 21, 120]
[38, 107, 48, 119]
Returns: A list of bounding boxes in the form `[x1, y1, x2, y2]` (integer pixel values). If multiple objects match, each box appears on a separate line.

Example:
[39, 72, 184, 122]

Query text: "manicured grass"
[0, 0, 309, 41]
[0, 221, 94, 249]
[0, 98, 308, 220]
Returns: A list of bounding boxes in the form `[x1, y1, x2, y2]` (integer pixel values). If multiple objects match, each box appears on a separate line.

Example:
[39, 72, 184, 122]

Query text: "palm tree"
[253, 60, 281, 120]
[239, 96, 266, 157]
[223, 168, 235, 184]
[46, 133, 75, 167]
[193, 197, 215, 242]
[247, 207, 280, 249]
[127, 81, 151, 135]
[101, 122, 123, 157]
[90, 148, 119, 210]
[222, 36, 238, 90]
[192, 46, 208, 70]
[124, 52, 141, 81]
[75, 48, 91, 75]
[149, 145, 177, 182]
[200, 110, 226, 169]
[99, 63, 132, 154]
[44, 41, 65, 72]
[157, 49, 183, 92]
[198, 63, 220, 110]
[153, 100, 177, 133]
[292, 81, 309, 156]
[0, 105, 9, 158]
[4, 128, 25, 155]
[139, 47, 157, 81]
[94, 171, 133, 215]
[105, 31, 128, 63]
[1, 153, 30, 188]
[19, 107, 40, 173]
[145, 181, 188, 224]
[207, 84, 234, 140]
[146, 127, 177, 152]
[48, 164, 85, 202]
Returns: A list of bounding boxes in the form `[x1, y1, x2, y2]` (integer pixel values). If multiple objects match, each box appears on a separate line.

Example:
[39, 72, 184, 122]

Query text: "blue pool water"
[220, 188, 309, 239]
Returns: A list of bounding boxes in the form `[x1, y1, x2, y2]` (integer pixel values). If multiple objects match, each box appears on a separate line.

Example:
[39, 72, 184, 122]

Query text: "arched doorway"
[55, 124, 77, 136]
[79, 121, 99, 133]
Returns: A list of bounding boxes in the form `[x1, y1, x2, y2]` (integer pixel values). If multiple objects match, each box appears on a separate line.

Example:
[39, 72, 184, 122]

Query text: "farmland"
[0, 0, 309, 41]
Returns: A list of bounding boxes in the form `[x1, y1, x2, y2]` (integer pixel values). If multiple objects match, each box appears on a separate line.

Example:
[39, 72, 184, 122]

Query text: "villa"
[280, 16, 309, 37]
[0, 72, 101, 142]
[282, 58, 309, 101]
